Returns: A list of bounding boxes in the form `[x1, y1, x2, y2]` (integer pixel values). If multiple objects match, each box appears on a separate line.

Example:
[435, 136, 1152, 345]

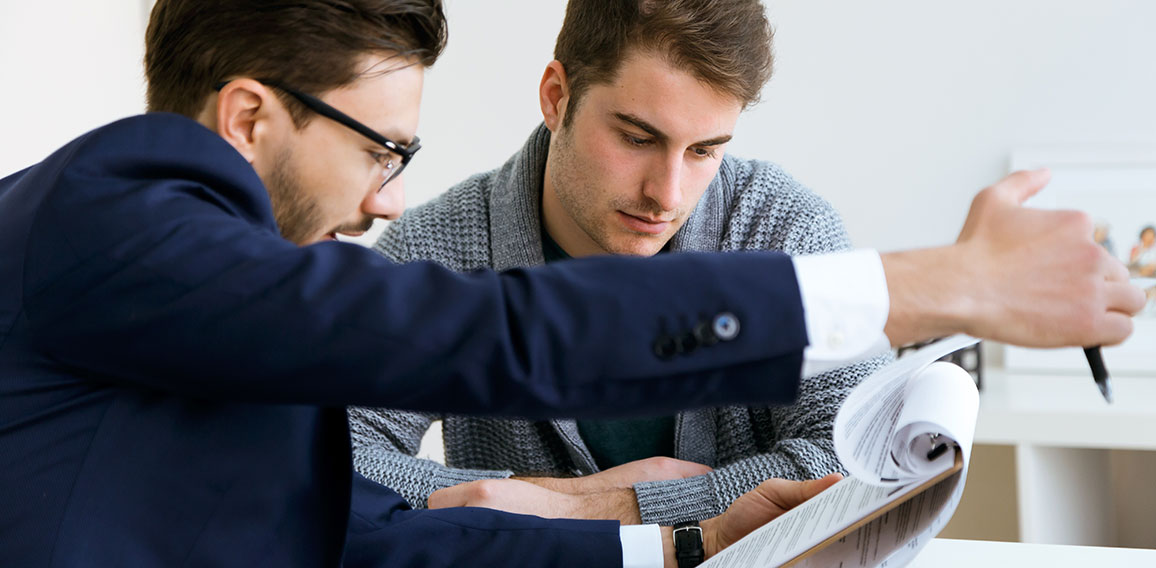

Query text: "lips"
[617, 211, 672, 235]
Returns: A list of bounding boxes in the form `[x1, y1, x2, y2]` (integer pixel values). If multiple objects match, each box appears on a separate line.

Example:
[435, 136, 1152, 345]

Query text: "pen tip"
[1097, 380, 1114, 404]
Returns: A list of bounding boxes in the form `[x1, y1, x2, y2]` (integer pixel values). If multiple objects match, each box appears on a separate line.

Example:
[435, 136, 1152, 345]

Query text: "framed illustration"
[1004, 149, 1156, 375]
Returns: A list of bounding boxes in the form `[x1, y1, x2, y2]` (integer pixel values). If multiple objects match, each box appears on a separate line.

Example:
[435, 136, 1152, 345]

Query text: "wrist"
[880, 245, 975, 345]
[699, 516, 721, 559]
[662, 522, 710, 568]
[673, 521, 705, 567]
[661, 526, 676, 568]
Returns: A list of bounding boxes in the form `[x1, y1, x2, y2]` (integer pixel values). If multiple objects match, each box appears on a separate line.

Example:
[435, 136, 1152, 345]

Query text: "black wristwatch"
[673, 520, 705, 568]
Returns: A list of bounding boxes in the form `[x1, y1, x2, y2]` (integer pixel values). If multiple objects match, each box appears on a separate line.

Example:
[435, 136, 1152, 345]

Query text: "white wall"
[407, 0, 567, 205]
[4, 0, 1154, 252]
[413, 0, 1156, 251]
[751, 0, 1156, 250]
[0, 0, 148, 177]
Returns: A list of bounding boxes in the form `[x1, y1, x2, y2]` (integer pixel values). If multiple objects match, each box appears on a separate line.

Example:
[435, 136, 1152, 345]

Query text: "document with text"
[702, 335, 980, 568]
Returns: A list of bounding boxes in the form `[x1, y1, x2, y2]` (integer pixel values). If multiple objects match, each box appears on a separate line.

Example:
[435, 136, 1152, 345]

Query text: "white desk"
[907, 538, 1156, 567]
[970, 370, 1156, 547]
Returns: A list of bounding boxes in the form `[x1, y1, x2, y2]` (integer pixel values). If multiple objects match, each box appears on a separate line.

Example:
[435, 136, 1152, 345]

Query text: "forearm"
[880, 245, 974, 346]
[512, 477, 644, 524]
[590, 488, 643, 524]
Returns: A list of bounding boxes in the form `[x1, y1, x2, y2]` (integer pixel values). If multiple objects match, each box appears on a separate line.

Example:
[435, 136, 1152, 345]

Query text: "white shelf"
[976, 371, 1156, 450]
[965, 369, 1156, 547]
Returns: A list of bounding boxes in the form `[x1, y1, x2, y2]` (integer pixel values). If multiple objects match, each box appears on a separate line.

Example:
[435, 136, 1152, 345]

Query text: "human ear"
[539, 60, 571, 132]
[214, 79, 281, 164]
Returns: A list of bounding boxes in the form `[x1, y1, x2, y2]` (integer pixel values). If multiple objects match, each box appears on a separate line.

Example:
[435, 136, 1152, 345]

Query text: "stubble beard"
[266, 147, 324, 245]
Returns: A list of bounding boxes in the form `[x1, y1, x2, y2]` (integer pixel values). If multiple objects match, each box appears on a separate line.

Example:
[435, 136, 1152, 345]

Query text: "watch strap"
[673, 520, 705, 568]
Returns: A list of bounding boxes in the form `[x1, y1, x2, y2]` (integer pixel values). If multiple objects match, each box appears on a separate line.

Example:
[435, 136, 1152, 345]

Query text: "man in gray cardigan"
[350, 0, 891, 528]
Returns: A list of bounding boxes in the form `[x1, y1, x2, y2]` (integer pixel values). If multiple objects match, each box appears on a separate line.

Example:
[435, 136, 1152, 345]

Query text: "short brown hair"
[145, 0, 447, 124]
[554, 0, 773, 123]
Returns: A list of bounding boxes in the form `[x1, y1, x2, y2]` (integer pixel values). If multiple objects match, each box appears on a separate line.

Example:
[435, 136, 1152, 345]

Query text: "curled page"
[835, 335, 979, 486]
[702, 335, 980, 568]
[889, 362, 978, 480]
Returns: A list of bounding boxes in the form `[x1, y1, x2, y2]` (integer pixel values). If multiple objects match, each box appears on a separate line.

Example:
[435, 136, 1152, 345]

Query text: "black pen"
[1084, 347, 1113, 403]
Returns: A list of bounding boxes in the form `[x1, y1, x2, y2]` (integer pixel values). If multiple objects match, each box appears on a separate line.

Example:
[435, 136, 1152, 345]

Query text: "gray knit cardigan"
[350, 124, 890, 525]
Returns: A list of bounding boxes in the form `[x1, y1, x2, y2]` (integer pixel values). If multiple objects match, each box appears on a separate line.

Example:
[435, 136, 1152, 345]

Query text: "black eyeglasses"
[214, 79, 420, 191]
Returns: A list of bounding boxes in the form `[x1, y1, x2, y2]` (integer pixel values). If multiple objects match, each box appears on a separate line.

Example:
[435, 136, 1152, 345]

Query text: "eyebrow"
[612, 112, 733, 147]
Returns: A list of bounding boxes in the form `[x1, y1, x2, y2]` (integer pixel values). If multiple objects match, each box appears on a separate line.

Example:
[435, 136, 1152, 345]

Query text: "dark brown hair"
[145, 0, 447, 124]
[554, 0, 774, 123]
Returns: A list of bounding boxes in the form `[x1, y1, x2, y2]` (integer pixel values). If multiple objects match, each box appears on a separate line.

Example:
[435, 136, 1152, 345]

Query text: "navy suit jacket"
[0, 114, 809, 567]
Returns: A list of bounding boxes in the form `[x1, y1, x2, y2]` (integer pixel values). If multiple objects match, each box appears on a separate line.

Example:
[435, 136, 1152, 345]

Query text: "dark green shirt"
[541, 230, 675, 469]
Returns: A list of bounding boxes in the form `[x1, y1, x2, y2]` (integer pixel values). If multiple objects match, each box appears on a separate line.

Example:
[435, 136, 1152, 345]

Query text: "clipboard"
[783, 450, 964, 567]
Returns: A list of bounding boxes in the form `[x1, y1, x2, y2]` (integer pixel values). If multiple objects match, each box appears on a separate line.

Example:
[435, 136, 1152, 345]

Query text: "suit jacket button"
[653, 335, 679, 359]
[693, 320, 719, 346]
[675, 332, 700, 354]
[712, 312, 740, 341]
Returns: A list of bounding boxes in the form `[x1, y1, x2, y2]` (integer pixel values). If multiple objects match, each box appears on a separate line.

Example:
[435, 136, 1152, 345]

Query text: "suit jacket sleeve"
[344, 472, 623, 568]
[352, 219, 522, 507]
[21, 116, 809, 420]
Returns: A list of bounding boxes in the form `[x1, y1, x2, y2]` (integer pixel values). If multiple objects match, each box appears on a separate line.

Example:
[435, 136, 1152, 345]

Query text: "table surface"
[907, 539, 1156, 566]
[974, 370, 1156, 449]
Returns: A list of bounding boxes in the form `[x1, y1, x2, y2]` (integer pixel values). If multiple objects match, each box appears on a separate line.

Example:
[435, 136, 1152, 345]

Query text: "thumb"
[776, 472, 843, 509]
[994, 168, 1051, 205]
[802, 472, 843, 498]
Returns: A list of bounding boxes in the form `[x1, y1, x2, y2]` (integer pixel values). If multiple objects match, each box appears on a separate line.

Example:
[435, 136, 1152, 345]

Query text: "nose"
[362, 175, 406, 221]
[641, 153, 683, 213]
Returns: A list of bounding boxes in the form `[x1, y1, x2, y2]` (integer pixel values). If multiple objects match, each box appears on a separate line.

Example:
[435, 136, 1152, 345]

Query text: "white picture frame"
[1004, 149, 1156, 376]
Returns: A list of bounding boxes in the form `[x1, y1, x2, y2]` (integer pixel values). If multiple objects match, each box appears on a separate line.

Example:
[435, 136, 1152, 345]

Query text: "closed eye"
[622, 133, 653, 147]
[690, 146, 718, 159]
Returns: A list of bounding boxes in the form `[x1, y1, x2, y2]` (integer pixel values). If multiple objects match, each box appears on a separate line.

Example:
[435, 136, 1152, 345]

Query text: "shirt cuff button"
[828, 330, 845, 349]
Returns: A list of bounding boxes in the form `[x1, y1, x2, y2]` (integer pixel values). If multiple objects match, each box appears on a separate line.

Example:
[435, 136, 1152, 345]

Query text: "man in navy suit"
[0, 0, 1142, 567]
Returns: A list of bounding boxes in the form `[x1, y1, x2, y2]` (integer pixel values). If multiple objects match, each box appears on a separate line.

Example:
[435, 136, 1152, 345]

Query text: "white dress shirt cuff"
[620, 524, 664, 568]
[793, 249, 890, 377]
